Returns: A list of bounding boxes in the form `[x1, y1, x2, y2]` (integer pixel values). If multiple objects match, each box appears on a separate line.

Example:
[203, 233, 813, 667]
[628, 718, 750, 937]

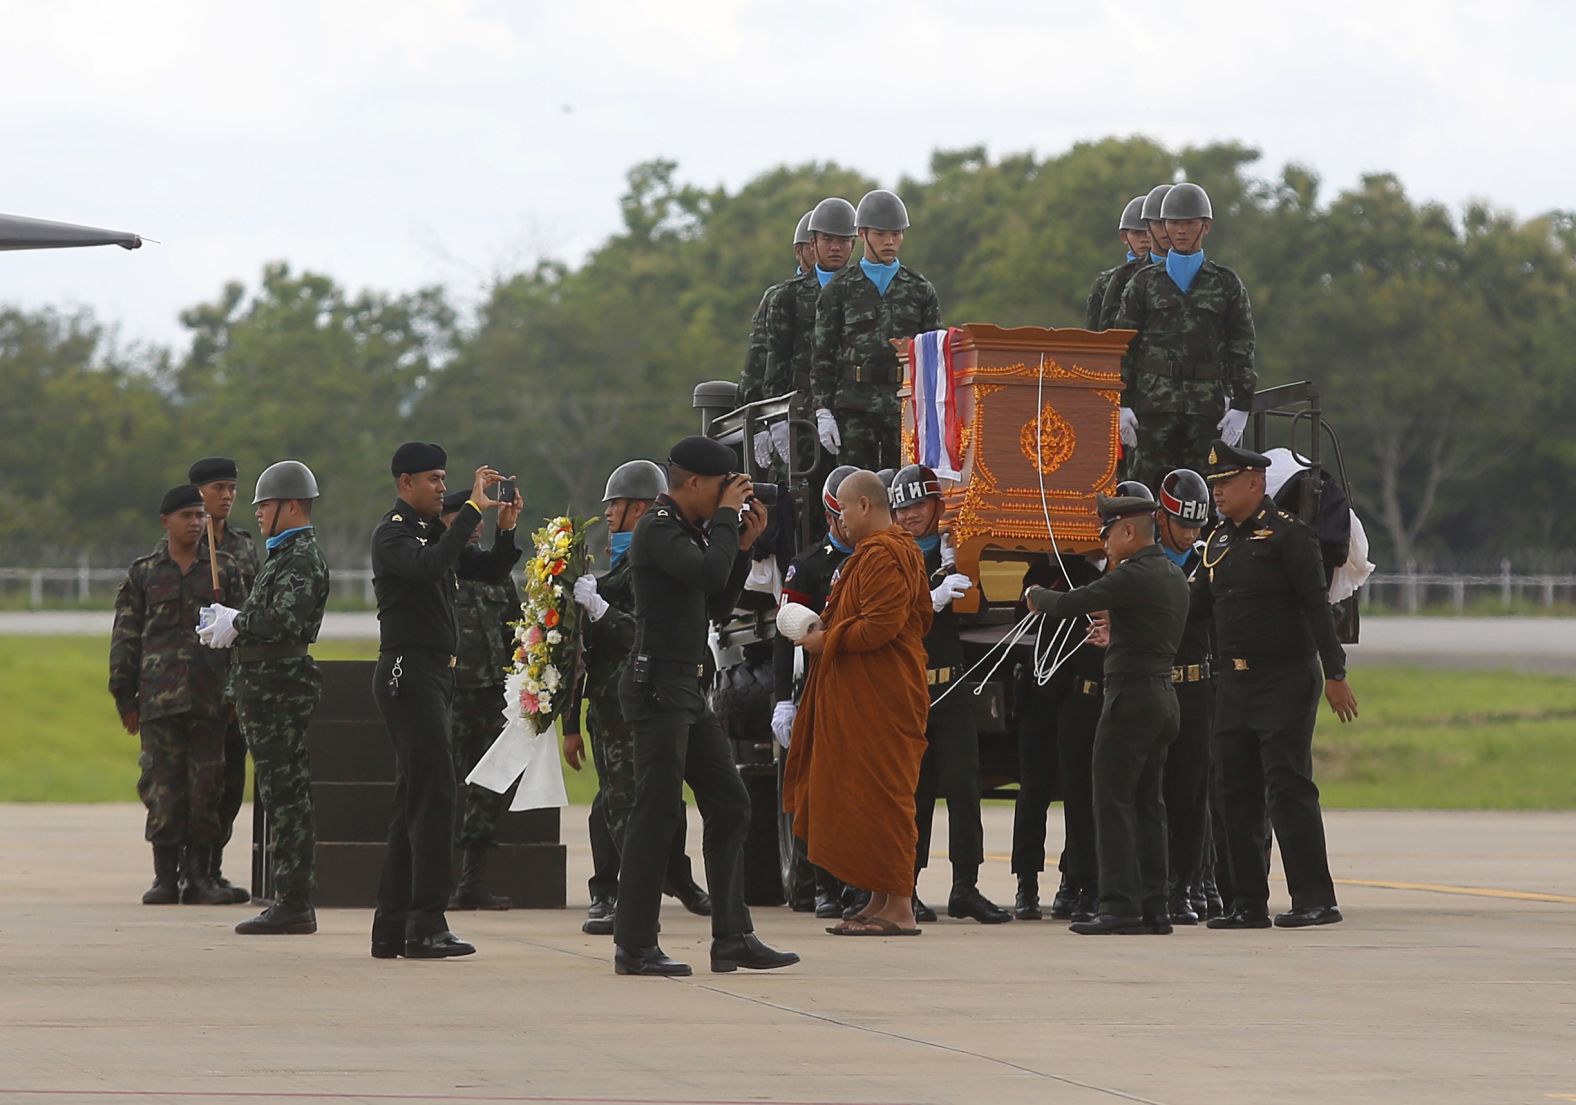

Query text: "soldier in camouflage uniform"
[1099, 183, 1173, 329]
[1084, 196, 1152, 331]
[1114, 183, 1256, 491]
[200, 461, 331, 936]
[741, 213, 821, 466]
[566, 460, 711, 936]
[189, 456, 260, 903]
[437, 488, 523, 911]
[110, 484, 246, 906]
[811, 189, 942, 471]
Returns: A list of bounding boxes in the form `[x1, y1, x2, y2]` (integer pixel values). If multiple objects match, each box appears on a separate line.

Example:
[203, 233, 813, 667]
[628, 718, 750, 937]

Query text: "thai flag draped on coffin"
[909, 327, 964, 480]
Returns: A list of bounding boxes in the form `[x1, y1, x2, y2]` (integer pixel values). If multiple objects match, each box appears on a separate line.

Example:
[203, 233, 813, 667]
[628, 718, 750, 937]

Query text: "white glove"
[930, 572, 973, 613]
[572, 574, 609, 622]
[1217, 407, 1249, 446]
[200, 604, 239, 649]
[770, 420, 791, 462]
[1119, 406, 1140, 447]
[752, 429, 773, 469]
[815, 408, 841, 454]
[771, 701, 797, 749]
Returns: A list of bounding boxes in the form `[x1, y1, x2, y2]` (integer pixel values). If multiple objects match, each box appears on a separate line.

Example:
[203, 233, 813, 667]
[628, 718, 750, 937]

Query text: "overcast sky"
[3, 0, 1570, 352]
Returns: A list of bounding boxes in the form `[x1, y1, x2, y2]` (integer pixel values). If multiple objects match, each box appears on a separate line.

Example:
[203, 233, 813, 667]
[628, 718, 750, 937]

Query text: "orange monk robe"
[782, 524, 932, 896]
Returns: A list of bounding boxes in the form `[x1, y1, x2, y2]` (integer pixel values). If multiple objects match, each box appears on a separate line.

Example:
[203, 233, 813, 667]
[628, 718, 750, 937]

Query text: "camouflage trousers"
[1122, 410, 1220, 493]
[235, 659, 321, 899]
[588, 694, 635, 849]
[137, 712, 227, 846]
[218, 716, 247, 850]
[451, 684, 509, 849]
[834, 408, 902, 472]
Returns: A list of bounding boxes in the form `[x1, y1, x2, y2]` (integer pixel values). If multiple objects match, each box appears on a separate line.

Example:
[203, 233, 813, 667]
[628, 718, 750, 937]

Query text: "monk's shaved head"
[839, 470, 893, 542]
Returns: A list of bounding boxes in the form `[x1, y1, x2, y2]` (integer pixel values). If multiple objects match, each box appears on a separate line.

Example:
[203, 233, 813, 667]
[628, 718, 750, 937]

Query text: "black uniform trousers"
[613, 667, 752, 947]
[1214, 657, 1337, 912]
[1092, 675, 1180, 918]
[1164, 679, 1213, 889]
[1011, 681, 1101, 885]
[913, 689, 985, 887]
[371, 650, 458, 941]
[587, 790, 696, 899]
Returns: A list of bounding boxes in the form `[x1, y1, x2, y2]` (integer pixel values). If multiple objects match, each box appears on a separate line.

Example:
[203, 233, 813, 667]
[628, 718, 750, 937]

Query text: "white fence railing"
[0, 567, 379, 608]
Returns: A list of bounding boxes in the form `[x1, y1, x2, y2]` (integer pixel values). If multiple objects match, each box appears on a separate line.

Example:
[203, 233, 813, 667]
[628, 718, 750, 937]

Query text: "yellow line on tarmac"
[1542, 1094, 1576, 1101]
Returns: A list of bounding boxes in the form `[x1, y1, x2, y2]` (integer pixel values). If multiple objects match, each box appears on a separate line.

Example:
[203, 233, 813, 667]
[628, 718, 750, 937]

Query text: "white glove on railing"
[930, 572, 973, 613]
[1217, 408, 1249, 446]
[771, 701, 797, 749]
[572, 574, 609, 622]
[1119, 406, 1140, 447]
[198, 604, 239, 649]
[770, 420, 792, 462]
[815, 408, 841, 454]
[752, 429, 774, 469]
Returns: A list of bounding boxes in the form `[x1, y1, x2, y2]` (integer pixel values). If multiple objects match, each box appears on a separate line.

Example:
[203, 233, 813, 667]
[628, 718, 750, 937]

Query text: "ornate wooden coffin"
[898, 324, 1134, 611]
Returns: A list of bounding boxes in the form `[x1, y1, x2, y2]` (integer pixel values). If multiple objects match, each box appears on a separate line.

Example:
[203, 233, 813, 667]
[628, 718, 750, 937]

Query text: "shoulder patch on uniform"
[391, 514, 402, 522]
[784, 564, 797, 584]
[1277, 509, 1297, 522]
[655, 508, 669, 518]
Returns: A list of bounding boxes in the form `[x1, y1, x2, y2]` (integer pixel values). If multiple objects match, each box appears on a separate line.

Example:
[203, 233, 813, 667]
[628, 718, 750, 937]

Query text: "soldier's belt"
[842, 363, 901, 385]
[1225, 654, 1307, 673]
[1171, 662, 1213, 684]
[927, 666, 955, 687]
[652, 658, 706, 678]
[1076, 678, 1101, 697]
[234, 643, 309, 663]
[1139, 360, 1223, 382]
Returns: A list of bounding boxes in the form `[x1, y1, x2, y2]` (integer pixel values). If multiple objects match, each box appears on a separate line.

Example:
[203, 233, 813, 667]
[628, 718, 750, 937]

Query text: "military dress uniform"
[1115, 261, 1256, 489]
[1029, 499, 1190, 931]
[369, 482, 518, 954]
[811, 264, 941, 471]
[109, 530, 245, 897]
[1194, 443, 1347, 927]
[230, 527, 331, 910]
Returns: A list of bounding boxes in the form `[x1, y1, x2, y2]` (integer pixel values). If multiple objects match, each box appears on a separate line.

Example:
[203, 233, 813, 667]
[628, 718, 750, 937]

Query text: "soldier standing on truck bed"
[1114, 183, 1257, 491]
[1099, 183, 1172, 329]
[742, 212, 820, 469]
[1084, 196, 1151, 331]
[811, 190, 941, 472]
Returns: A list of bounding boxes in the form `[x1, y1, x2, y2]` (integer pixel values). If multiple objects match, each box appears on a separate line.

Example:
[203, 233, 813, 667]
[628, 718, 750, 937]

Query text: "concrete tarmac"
[2, 803, 1573, 1105]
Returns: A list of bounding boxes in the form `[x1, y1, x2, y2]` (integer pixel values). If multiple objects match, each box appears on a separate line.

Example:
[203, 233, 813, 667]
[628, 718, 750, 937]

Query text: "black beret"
[667, 435, 736, 478]
[441, 488, 472, 514]
[1096, 493, 1157, 535]
[187, 456, 238, 484]
[1203, 438, 1271, 483]
[160, 485, 203, 515]
[391, 441, 447, 477]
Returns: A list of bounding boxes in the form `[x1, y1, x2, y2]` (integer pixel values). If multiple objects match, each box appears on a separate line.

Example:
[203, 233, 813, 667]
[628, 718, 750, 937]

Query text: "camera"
[748, 482, 778, 505]
[495, 479, 517, 504]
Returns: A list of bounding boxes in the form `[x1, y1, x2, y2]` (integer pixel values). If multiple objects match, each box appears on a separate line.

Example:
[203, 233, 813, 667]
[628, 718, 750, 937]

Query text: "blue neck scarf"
[1166, 249, 1205, 293]
[828, 532, 852, 555]
[915, 533, 941, 554]
[815, 265, 837, 287]
[1126, 250, 1137, 262]
[265, 525, 312, 552]
[1160, 542, 1192, 568]
[860, 257, 900, 296]
[609, 530, 634, 567]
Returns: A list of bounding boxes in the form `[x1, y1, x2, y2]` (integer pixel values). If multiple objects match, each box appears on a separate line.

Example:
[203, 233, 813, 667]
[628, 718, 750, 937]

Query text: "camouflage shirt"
[109, 540, 245, 723]
[1083, 265, 1120, 330]
[563, 554, 636, 732]
[1096, 257, 1151, 330]
[764, 270, 828, 398]
[1115, 260, 1257, 416]
[202, 521, 260, 596]
[811, 264, 942, 415]
[738, 277, 794, 406]
[232, 529, 330, 654]
[454, 576, 521, 689]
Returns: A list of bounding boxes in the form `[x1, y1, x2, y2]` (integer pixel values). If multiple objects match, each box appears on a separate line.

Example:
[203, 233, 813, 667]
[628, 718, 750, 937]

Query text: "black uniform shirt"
[371, 499, 519, 655]
[1017, 556, 1108, 696]
[629, 494, 751, 665]
[921, 545, 965, 674]
[774, 538, 850, 702]
[1169, 542, 1213, 665]
[1030, 544, 1189, 679]
[1189, 496, 1347, 680]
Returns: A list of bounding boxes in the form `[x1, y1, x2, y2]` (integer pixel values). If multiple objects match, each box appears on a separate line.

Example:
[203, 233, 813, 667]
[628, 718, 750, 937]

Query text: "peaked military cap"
[1096, 493, 1157, 535]
[667, 435, 736, 477]
[441, 488, 471, 514]
[1203, 438, 1272, 482]
[187, 456, 238, 484]
[159, 484, 203, 515]
[391, 441, 447, 476]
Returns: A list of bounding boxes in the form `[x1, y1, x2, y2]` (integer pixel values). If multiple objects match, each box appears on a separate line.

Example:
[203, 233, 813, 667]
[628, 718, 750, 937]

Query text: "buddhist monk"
[783, 470, 933, 936]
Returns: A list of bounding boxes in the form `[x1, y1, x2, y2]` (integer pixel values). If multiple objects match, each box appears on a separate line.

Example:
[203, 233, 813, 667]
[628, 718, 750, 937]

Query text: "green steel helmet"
[1161, 182, 1213, 220]
[1119, 195, 1147, 231]
[808, 196, 857, 237]
[252, 460, 320, 504]
[1141, 183, 1174, 223]
[1114, 480, 1156, 502]
[603, 459, 667, 503]
[855, 189, 910, 231]
[793, 210, 814, 245]
[821, 464, 860, 517]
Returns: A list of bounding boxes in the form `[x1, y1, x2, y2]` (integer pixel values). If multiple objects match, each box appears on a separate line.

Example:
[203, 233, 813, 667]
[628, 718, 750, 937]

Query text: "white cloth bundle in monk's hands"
[775, 602, 821, 642]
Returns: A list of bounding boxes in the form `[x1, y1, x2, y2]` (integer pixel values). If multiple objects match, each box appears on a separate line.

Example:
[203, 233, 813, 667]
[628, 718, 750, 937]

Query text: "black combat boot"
[1201, 875, 1225, 920]
[234, 894, 318, 935]
[1168, 884, 1200, 926]
[179, 846, 235, 905]
[210, 844, 250, 904]
[663, 869, 712, 917]
[582, 894, 616, 936]
[1071, 884, 1100, 924]
[813, 868, 844, 919]
[449, 844, 512, 911]
[1014, 874, 1042, 921]
[1049, 873, 1078, 920]
[142, 845, 180, 905]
